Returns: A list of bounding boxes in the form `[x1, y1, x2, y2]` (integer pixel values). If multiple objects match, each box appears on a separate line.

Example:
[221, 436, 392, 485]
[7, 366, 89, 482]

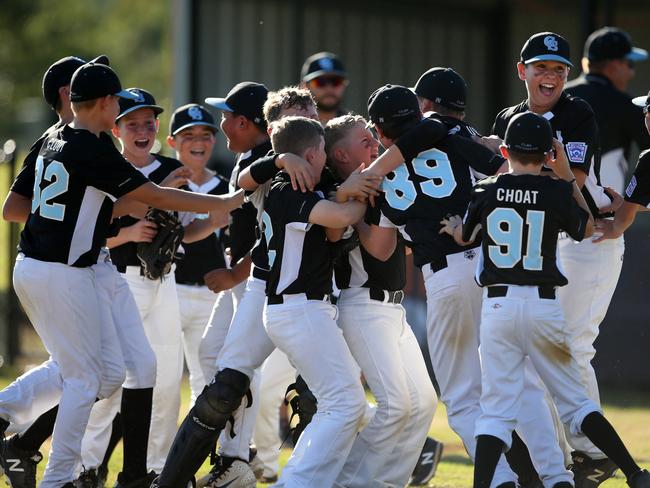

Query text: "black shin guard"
[474, 435, 507, 488]
[121, 388, 152, 481]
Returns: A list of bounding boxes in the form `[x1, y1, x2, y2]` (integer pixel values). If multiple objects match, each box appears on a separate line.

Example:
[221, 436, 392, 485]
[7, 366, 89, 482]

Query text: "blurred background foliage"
[0, 0, 171, 151]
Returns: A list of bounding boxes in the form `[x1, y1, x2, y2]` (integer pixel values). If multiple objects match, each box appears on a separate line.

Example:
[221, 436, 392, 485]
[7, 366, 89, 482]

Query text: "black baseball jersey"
[334, 197, 406, 291]
[379, 134, 503, 268]
[624, 150, 650, 208]
[265, 172, 331, 297]
[463, 173, 589, 287]
[492, 92, 612, 218]
[175, 174, 230, 285]
[19, 125, 149, 267]
[566, 74, 650, 159]
[228, 141, 273, 280]
[434, 113, 482, 139]
[11, 120, 66, 198]
[109, 154, 183, 272]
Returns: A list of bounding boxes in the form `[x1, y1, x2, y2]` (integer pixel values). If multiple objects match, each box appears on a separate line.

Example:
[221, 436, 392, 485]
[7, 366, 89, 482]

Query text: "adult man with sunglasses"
[301, 52, 349, 124]
[566, 27, 650, 194]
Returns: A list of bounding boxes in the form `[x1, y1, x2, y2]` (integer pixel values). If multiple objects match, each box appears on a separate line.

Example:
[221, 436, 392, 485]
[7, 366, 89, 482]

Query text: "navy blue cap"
[367, 84, 421, 127]
[116, 88, 164, 121]
[585, 27, 648, 63]
[521, 32, 573, 67]
[301, 52, 347, 82]
[170, 103, 218, 136]
[205, 82, 269, 128]
[70, 63, 139, 102]
[504, 112, 553, 154]
[42, 54, 110, 108]
[413, 67, 467, 110]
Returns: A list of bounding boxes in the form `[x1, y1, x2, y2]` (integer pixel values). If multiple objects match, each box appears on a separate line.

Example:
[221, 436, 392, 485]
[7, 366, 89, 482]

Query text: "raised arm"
[126, 182, 244, 214]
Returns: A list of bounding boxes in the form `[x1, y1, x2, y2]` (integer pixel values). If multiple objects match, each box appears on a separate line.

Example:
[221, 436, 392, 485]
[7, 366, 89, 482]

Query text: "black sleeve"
[491, 108, 508, 138]
[453, 135, 505, 175]
[10, 138, 44, 197]
[364, 196, 382, 225]
[249, 153, 280, 184]
[228, 202, 258, 263]
[557, 181, 590, 242]
[624, 151, 650, 207]
[282, 187, 323, 224]
[461, 183, 485, 242]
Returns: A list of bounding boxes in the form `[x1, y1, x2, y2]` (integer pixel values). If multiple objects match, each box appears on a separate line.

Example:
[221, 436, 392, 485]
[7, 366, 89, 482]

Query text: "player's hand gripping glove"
[137, 208, 185, 280]
[395, 117, 447, 162]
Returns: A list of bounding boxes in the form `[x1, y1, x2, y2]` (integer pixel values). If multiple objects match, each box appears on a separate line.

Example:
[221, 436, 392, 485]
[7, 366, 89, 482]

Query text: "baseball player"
[323, 114, 438, 488]
[8, 62, 244, 488]
[166, 103, 232, 405]
[362, 84, 520, 487]
[441, 111, 650, 488]
[301, 52, 349, 125]
[262, 116, 369, 487]
[594, 89, 650, 240]
[484, 32, 625, 485]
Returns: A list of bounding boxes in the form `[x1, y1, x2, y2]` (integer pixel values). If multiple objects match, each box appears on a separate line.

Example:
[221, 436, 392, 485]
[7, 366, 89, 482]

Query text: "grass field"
[1, 361, 648, 488]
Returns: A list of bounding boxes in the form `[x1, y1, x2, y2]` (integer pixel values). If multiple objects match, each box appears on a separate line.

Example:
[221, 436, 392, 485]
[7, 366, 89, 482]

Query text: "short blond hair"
[264, 86, 316, 124]
[270, 116, 324, 156]
[324, 114, 367, 164]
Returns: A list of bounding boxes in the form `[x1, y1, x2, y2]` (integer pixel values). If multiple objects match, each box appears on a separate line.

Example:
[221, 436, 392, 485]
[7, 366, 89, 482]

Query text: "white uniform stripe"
[277, 222, 310, 294]
[68, 187, 108, 265]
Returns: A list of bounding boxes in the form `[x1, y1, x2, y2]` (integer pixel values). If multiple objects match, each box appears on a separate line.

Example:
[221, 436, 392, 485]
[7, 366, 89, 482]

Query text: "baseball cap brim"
[116, 89, 141, 100]
[632, 95, 648, 107]
[116, 104, 164, 121]
[524, 54, 574, 67]
[626, 47, 649, 62]
[205, 97, 233, 112]
[171, 121, 219, 136]
[303, 69, 347, 83]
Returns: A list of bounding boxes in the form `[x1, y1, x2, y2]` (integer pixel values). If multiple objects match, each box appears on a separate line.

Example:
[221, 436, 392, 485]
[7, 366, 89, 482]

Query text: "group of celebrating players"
[1, 23, 650, 488]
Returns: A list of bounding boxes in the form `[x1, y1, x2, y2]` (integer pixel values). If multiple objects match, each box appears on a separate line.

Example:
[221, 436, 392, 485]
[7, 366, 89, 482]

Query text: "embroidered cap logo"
[544, 35, 559, 52]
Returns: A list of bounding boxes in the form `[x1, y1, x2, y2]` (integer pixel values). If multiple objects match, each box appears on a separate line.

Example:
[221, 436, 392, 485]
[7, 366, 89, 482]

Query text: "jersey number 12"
[32, 156, 69, 221]
[487, 208, 545, 270]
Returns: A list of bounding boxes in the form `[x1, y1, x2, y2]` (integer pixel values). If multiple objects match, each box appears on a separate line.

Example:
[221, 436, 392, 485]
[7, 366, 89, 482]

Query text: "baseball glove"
[136, 208, 184, 280]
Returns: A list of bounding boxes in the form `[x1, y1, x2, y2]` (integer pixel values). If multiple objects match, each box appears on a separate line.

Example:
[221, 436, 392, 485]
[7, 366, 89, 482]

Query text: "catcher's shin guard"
[156, 369, 250, 487]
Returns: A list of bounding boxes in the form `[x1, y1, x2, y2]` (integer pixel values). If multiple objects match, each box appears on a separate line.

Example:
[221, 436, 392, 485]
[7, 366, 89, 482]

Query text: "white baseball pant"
[264, 295, 366, 487]
[334, 287, 437, 488]
[253, 348, 295, 479]
[122, 266, 183, 472]
[422, 252, 517, 487]
[177, 284, 233, 405]
[80, 258, 157, 470]
[476, 285, 600, 487]
[198, 289, 236, 383]
[12, 255, 106, 488]
[556, 234, 625, 458]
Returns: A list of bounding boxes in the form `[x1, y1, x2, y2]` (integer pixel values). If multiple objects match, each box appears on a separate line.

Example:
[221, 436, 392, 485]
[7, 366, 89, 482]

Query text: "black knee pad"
[285, 375, 318, 445]
[193, 368, 250, 430]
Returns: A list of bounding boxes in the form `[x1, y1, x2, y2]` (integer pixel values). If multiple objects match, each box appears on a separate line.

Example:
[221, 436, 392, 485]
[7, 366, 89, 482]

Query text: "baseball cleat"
[114, 470, 158, 488]
[410, 437, 444, 486]
[628, 469, 650, 488]
[204, 456, 256, 488]
[74, 468, 99, 488]
[0, 435, 43, 488]
[571, 451, 618, 487]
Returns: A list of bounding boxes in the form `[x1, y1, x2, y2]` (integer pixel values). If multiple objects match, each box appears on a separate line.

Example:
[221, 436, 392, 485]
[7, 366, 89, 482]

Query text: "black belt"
[267, 292, 330, 305]
[428, 256, 448, 273]
[368, 288, 404, 304]
[487, 285, 556, 300]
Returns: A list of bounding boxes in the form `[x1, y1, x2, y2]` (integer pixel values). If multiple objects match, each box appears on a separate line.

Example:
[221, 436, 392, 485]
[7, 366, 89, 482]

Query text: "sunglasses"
[309, 76, 345, 88]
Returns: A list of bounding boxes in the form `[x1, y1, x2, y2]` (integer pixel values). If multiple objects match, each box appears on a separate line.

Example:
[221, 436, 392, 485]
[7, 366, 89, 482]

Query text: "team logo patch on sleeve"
[625, 175, 637, 198]
[566, 142, 588, 163]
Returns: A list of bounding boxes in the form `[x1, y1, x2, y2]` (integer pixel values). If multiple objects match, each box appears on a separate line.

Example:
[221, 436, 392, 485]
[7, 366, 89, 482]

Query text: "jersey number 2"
[487, 208, 544, 270]
[383, 148, 457, 211]
[32, 156, 69, 221]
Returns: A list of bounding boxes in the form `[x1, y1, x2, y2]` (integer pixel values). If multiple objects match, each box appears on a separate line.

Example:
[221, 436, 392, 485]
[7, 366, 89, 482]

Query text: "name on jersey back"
[496, 188, 539, 204]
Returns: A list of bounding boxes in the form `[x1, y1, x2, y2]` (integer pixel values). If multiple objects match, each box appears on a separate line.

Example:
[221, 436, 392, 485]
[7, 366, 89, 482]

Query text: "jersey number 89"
[32, 156, 69, 221]
[383, 148, 457, 211]
[487, 208, 545, 271]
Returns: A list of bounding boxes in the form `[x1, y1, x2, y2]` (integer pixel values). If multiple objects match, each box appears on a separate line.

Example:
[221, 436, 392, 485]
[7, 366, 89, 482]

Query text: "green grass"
[1, 362, 648, 488]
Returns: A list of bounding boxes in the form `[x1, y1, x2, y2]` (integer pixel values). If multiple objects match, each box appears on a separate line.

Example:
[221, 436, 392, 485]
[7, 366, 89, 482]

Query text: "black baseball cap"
[367, 84, 421, 127]
[521, 32, 573, 67]
[504, 112, 553, 154]
[632, 89, 650, 109]
[170, 103, 218, 136]
[116, 88, 164, 122]
[205, 82, 269, 128]
[301, 52, 347, 82]
[70, 63, 139, 102]
[413, 67, 467, 110]
[42, 54, 110, 108]
[584, 27, 648, 63]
